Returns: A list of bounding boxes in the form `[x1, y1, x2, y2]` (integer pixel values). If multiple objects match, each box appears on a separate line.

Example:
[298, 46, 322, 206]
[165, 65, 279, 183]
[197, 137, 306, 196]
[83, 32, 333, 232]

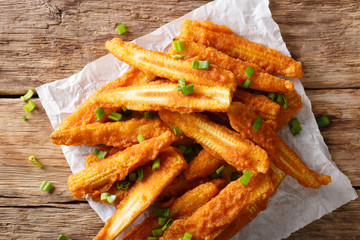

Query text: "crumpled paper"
[36, 0, 358, 239]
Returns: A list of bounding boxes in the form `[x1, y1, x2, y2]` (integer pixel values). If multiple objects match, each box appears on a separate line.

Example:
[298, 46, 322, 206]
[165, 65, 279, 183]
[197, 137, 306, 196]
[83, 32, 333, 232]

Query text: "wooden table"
[1, 1, 359, 239]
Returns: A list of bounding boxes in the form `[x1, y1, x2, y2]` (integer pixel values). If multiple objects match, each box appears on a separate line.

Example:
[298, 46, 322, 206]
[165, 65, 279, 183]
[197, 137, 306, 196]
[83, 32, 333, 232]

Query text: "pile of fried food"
[50, 20, 331, 240]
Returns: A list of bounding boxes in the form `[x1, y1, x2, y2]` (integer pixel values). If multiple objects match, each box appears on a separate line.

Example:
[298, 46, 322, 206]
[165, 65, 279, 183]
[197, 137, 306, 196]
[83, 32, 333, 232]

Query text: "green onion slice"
[122, 106, 128, 112]
[101, 192, 110, 200]
[40, 180, 53, 193]
[108, 112, 122, 121]
[177, 78, 194, 96]
[239, 170, 253, 186]
[57, 234, 72, 240]
[147, 237, 157, 240]
[192, 60, 210, 70]
[173, 127, 181, 135]
[152, 158, 161, 171]
[144, 111, 154, 119]
[28, 155, 43, 168]
[137, 167, 144, 182]
[178, 145, 187, 153]
[21, 89, 35, 102]
[161, 218, 174, 231]
[158, 217, 166, 226]
[244, 66, 255, 78]
[116, 24, 127, 35]
[128, 172, 137, 182]
[23, 100, 36, 113]
[93, 148, 107, 159]
[117, 181, 130, 190]
[267, 92, 276, 101]
[173, 41, 184, 51]
[22, 116, 27, 121]
[231, 172, 242, 181]
[210, 172, 219, 179]
[275, 94, 283, 103]
[252, 116, 263, 131]
[288, 118, 302, 136]
[215, 165, 225, 175]
[107, 195, 117, 204]
[137, 134, 145, 143]
[243, 79, 252, 88]
[182, 232, 193, 240]
[94, 107, 106, 121]
[154, 208, 170, 217]
[316, 115, 331, 128]
[152, 228, 163, 237]
[281, 94, 288, 109]
[170, 54, 183, 59]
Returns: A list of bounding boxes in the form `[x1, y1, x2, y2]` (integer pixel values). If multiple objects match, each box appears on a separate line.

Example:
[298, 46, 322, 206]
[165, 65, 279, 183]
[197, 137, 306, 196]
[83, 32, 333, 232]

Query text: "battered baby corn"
[159, 110, 270, 174]
[68, 131, 174, 199]
[93, 81, 232, 114]
[94, 147, 187, 240]
[59, 67, 156, 130]
[275, 90, 303, 131]
[105, 38, 237, 91]
[179, 20, 303, 78]
[169, 38, 294, 93]
[51, 118, 170, 148]
[227, 102, 331, 188]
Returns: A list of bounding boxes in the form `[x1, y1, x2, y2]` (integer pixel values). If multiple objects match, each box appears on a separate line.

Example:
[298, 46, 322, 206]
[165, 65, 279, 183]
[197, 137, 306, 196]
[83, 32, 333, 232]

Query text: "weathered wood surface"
[0, 0, 359, 239]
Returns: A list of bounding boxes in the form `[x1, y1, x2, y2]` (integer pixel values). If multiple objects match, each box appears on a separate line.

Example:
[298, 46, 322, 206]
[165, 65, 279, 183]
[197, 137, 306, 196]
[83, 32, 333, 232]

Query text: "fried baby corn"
[179, 20, 303, 78]
[160, 173, 274, 240]
[51, 118, 170, 148]
[94, 147, 187, 240]
[59, 67, 156, 130]
[159, 110, 270, 174]
[93, 81, 232, 114]
[169, 38, 294, 93]
[227, 102, 331, 188]
[275, 90, 303, 131]
[105, 38, 237, 91]
[68, 131, 174, 199]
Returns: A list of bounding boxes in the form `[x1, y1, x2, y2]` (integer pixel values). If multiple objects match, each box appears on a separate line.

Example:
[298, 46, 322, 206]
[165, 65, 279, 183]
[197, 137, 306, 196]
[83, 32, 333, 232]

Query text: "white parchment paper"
[36, 0, 358, 239]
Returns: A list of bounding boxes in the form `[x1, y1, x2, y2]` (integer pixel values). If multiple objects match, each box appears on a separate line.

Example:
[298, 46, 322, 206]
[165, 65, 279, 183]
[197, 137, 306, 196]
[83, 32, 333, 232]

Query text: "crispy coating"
[275, 90, 303, 131]
[51, 118, 170, 148]
[123, 181, 223, 240]
[159, 110, 270, 174]
[169, 38, 294, 93]
[184, 149, 225, 180]
[93, 80, 232, 114]
[86, 147, 121, 168]
[59, 67, 156, 130]
[93, 147, 187, 240]
[105, 38, 237, 91]
[68, 131, 175, 199]
[179, 20, 303, 78]
[160, 173, 274, 240]
[233, 89, 281, 121]
[227, 102, 331, 188]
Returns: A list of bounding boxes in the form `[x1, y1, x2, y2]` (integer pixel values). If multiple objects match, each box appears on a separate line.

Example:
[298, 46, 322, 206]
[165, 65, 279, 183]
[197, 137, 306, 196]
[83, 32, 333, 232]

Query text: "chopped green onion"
[239, 170, 253, 186]
[182, 232, 192, 240]
[267, 92, 276, 101]
[178, 78, 186, 90]
[40, 180, 53, 193]
[154, 208, 170, 217]
[128, 172, 137, 182]
[216, 165, 225, 175]
[28, 155, 43, 168]
[137, 167, 144, 182]
[22, 116, 27, 121]
[252, 116, 263, 131]
[108, 112, 122, 121]
[170, 54, 183, 59]
[144, 111, 154, 119]
[281, 94, 288, 109]
[107, 195, 117, 204]
[101, 192, 110, 200]
[316, 115, 331, 128]
[21, 89, 35, 102]
[23, 100, 36, 113]
[178, 145, 187, 153]
[116, 24, 127, 35]
[117, 181, 130, 190]
[231, 172, 242, 181]
[94, 107, 106, 121]
[192, 60, 210, 70]
[288, 118, 302, 136]
[137, 134, 145, 143]
[184, 147, 194, 155]
[57, 234, 72, 240]
[173, 40, 184, 51]
[173, 127, 181, 135]
[93, 148, 107, 159]
[158, 217, 167, 226]
[152, 228, 163, 237]
[210, 172, 219, 179]
[161, 218, 174, 231]
[244, 66, 255, 78]
[275, 94, 283, 103]
[152, 158, 161, 171]
[147, 237, 157, 240]
[122, 106, 128, 112]
[177, 78, 194, 96]
[243, 79, 252, 88]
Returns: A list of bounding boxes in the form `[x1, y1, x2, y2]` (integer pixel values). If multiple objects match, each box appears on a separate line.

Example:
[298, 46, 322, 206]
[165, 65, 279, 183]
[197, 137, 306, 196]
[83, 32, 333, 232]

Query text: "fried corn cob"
[68, 131, 174, 199]
[184, 149, 225, 180]
[93, 147, 187, 240]
[51, 118, 170, 148]
[275, 90, 303, 131]
[159, 110, 270, 174]
[59, 67, 156, 130]
[179, 20, 303, 78]
[227, 102, 331, 188]
[160, 173, 274, 240]
[169, 38, 294, 93]
[93, 81, 232, 114]
[105, 38, 237, 91]
[86, 147, 121, 168]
